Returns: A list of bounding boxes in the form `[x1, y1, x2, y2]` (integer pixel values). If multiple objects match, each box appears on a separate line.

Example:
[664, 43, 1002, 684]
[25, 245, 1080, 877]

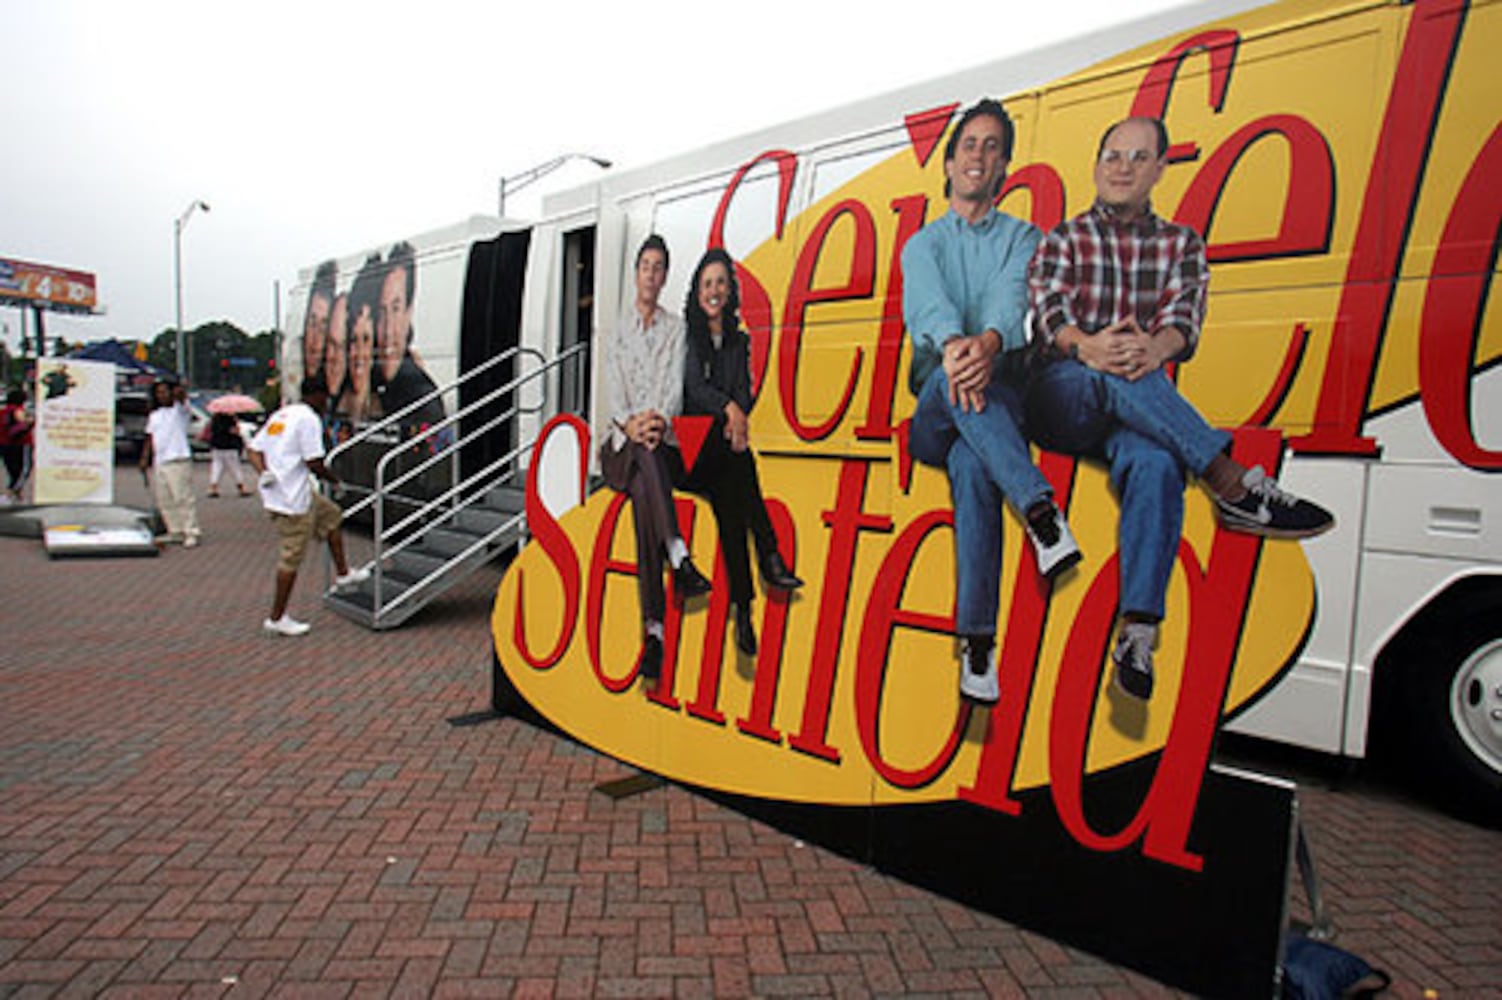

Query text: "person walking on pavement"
[206, 412, 251, 498]
[0, 388, 32, 503]
[248, 374, 369, 637]
[141, 379, 202, 547]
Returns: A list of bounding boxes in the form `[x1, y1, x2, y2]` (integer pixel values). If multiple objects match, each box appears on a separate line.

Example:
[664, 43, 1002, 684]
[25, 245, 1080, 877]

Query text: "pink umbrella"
[207, 393, 263, 415]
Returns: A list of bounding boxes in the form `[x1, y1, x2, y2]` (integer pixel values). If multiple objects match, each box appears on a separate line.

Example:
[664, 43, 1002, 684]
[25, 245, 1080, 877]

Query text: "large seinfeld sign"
[493, 0, 1497, 874]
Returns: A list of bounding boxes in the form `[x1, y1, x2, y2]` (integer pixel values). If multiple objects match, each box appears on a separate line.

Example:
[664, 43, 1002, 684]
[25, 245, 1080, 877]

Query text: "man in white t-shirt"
[140, 380, 201, 547]
[248, 374, 369, 636]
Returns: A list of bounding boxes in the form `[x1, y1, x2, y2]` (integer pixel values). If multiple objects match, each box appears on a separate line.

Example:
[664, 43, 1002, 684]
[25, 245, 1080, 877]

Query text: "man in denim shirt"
[901, 98, 1080, 706]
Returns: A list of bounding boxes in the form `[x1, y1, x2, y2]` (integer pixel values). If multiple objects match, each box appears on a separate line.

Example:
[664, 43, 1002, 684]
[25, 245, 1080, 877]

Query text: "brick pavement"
[1, 461, 1498, 998]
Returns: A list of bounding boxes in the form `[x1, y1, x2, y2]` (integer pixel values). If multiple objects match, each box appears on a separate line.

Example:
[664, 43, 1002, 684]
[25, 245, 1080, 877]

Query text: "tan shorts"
[271, 491, 342, 572]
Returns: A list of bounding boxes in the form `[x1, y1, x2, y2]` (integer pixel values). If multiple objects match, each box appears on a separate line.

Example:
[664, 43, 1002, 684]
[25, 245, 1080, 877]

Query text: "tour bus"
[284, 0, 1500, 824]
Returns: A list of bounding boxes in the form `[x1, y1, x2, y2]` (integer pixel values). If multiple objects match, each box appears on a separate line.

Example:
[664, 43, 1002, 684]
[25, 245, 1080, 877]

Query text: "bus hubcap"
[1451, 638, 1502, 775]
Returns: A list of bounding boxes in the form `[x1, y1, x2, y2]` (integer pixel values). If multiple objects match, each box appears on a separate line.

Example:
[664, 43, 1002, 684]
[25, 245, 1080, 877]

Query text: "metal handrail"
[326, 342, 589, 625]
[325, 344, 543, 471]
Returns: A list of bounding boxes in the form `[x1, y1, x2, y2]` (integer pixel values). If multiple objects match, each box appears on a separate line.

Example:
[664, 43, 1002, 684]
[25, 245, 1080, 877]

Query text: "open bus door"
[557, 226, 594, 418]
[458, 229, 531, 483]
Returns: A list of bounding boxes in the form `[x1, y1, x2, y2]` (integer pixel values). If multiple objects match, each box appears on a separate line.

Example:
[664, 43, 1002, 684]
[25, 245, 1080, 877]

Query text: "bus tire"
[1410, 620, 1502, 827]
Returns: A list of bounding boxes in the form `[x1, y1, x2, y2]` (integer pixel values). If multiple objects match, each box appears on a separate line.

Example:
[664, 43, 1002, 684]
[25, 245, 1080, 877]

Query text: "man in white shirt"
[140, 380, 201, 547]
[599, 234, 711, 681]
[248, 374, 369, 636]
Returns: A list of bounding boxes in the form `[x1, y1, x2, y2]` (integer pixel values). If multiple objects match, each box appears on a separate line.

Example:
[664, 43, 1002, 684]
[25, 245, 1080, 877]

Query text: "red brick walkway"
[1, 463, 1498, 998]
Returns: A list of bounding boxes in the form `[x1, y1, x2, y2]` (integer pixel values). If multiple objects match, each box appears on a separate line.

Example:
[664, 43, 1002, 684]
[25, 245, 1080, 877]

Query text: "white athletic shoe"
[263, 615, 311, 637]
[1025, 502, 1082, 579]
[958, 636, 1000, 706]
[332, 566, 371, 592]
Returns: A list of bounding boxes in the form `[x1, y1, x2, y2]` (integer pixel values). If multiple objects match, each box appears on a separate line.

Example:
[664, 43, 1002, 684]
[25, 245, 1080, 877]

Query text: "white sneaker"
[332, 566, 371, 592]
[958, 636, 1000, 705]
[182, 535, 200, 549]
[263, 615, 311, 637]
[1025, 502, 1082, 579]
[1112, 621, 1157, 700]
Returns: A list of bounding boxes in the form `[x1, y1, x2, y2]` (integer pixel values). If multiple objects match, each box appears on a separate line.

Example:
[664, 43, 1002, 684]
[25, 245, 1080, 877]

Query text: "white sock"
[645, 619, 664, 640]
[667, 537, 688, 569]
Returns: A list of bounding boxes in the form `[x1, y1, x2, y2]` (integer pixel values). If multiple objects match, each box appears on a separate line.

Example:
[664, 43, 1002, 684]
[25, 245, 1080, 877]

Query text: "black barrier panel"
[491, 652, 1295, 998]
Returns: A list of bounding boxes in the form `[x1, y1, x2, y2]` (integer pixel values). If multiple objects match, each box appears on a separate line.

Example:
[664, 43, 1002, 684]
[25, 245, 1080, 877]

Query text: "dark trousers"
[678, 432, 778, 607]
[600, 440, 683, 626]
[1, 445, 25, 491]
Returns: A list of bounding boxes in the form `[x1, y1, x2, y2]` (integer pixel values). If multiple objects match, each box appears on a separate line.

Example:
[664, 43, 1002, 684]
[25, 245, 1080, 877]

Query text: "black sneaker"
[1112, 622, 1155, 701]
[958, 635, 999, 705]
[1024, 501, 1082, 579]
[639, 634, 663, 681]
[1216, 466, 1335, 539]
[673, 558, 712, 598]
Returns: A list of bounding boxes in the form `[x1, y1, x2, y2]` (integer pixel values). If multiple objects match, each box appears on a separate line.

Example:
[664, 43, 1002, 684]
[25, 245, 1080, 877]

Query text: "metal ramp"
[322, 343, 586, 630]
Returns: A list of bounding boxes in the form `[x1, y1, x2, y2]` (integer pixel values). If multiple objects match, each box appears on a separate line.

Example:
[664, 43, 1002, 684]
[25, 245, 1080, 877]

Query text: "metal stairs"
[320, 343, 586, 630]
[323, 482, 527, 629]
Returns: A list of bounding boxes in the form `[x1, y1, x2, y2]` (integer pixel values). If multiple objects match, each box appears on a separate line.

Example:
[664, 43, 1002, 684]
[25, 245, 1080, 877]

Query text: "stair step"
[455, 507, 521, 536]
[421, 526, 487, 558]
[389, 548, 448, 581]
[482, 485, 526, 513]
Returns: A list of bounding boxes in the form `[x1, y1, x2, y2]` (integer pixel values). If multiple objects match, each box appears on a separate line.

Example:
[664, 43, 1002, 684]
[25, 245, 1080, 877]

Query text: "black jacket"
[683, 325, 753, 419]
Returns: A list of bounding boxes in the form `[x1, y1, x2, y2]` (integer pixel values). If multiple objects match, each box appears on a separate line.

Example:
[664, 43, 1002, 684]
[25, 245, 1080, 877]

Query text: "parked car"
[114, 391, 150, 460]
[187, 400, 211, 455]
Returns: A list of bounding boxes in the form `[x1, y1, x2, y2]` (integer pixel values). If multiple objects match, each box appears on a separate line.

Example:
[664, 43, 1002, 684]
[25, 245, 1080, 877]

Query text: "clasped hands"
[627, 403, 751, 453]
[942, 331, 1002, 413]
[625, 410, 668, 450]
[1071, 318, 1181, 381]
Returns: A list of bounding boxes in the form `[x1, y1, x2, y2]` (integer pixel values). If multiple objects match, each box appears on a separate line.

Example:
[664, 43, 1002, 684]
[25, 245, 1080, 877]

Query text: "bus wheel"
[1415, 623, 1502, 827]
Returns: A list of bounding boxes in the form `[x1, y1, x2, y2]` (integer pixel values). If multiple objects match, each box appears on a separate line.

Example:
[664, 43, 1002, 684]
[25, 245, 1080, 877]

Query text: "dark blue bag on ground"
[1282, 934, 1392, 999]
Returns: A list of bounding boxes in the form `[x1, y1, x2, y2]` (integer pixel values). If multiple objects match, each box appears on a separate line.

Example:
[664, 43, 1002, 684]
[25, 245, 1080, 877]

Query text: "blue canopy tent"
[67, 339, 171, 383]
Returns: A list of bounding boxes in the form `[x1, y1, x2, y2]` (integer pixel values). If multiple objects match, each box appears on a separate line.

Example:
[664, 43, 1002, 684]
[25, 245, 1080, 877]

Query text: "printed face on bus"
[635, 248, 668, 310]
[945, 114, 1009, 205]
[303, 292, 331, 376]
[349, 302, 376, 396]
[323, 293, 349, 394]
[697, 260, 731, 330]
[378, 265, 411, 381]
[1095, 119, 1166, 215]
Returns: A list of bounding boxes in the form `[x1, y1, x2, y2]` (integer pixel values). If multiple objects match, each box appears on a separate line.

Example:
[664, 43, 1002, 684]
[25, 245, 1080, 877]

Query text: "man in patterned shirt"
[1026, 116, 1333, 701]
[599, 235, 712, 683]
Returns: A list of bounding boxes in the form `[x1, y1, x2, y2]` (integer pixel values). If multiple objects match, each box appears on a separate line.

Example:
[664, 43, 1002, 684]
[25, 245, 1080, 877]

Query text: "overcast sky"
[2, 0, 1186, 353]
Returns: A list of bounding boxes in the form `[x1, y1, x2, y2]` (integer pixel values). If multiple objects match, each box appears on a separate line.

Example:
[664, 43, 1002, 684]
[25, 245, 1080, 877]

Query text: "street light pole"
[497, 154, 611, 216]
[173, 199, 211, 381]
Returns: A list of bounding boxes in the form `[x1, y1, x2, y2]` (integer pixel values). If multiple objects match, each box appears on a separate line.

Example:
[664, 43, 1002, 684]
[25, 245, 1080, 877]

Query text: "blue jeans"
[1024, 360, 1231, 620]
[909, 364, 1053, 636]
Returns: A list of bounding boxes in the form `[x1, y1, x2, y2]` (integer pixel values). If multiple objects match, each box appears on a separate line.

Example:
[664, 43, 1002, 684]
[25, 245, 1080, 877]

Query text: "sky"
[2, 0, 1188, 354]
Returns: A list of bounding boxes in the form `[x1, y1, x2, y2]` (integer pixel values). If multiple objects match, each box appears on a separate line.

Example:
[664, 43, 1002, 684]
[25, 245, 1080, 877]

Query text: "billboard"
[32, 358, 115, 504]
[0, 257, 98, 314]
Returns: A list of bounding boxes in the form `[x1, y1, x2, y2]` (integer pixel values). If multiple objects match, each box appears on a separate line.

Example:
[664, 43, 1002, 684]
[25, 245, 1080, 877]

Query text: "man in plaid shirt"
[1026, 116, 1333, 701]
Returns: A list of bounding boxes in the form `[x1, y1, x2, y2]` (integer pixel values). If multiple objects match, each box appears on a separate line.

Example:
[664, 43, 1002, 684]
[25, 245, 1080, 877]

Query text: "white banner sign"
[33, 358, 115, 505]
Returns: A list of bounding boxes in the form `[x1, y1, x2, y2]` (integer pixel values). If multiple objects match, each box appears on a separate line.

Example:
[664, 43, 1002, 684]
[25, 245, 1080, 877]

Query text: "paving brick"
[2, 469, 1498, 999]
